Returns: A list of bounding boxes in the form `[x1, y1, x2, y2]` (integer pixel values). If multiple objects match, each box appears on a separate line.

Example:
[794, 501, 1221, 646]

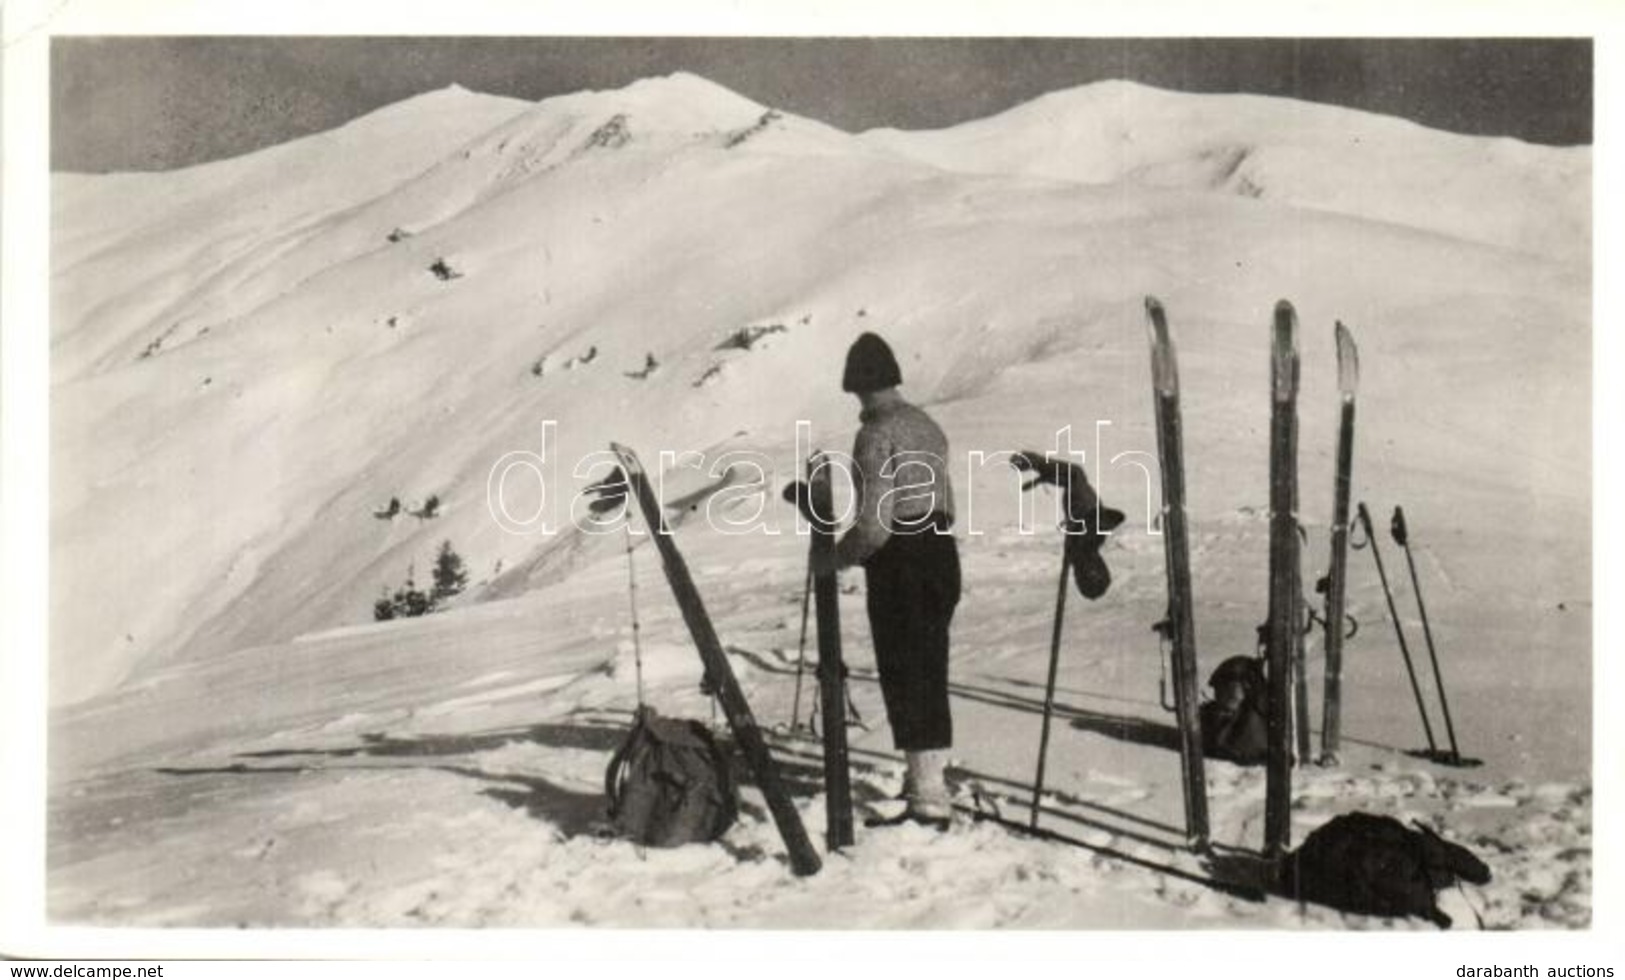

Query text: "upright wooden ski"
[807, 455, 854, 849]
[1265, 302, 1301, 857]
[1319, 323, 1360, 764]
[1143, 297, 1210, 850]
[609, 443, 822, 876]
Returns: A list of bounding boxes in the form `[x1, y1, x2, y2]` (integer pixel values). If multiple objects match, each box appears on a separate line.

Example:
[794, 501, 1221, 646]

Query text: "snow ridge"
[864, 78, 1589, 257]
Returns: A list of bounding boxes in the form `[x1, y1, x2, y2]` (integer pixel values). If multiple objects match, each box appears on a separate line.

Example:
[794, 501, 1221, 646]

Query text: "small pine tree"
[402, 589, 432, 617]
[431, 540, 468, 604]
[395, 563, 433, 617]
[372, 548, 471, 622]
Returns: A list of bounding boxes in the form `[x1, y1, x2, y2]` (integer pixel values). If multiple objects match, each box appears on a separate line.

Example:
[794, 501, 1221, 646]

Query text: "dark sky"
[51, 37, 1593, 173]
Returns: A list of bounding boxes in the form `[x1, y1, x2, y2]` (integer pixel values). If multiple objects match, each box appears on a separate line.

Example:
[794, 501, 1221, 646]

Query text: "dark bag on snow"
[1200, 656, 1269, 765]
[1284, 811, 1492, 928]
[1199, 699, 1269, 765]
[605, 706, 739, 847]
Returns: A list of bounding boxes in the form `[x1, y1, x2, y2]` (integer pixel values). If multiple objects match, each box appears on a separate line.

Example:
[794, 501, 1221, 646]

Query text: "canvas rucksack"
[1199, 656, 1269, 765]
[605, 706, 739, 848]
[1284, 811, 1492, 928]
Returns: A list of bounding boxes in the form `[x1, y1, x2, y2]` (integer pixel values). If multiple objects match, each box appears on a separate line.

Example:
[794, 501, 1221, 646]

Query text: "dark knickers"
[863, 517, 961, 750]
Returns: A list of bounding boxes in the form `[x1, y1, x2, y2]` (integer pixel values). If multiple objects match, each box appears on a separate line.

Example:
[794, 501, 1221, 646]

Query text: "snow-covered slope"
[48, 74, 1591, 928]
[864, 80, 1590, 260]
[51, 86, 538, 379]
[47, 544, 1591, 928]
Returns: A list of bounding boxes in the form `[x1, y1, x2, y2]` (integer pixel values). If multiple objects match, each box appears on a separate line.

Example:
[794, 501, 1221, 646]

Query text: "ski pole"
[1391, 507, 1461, 763]
[1356, 502, 1437, 754]
[623, 522, 646, 708]
[790, 562, 813, 731]
[1030, 542, 1072, 830]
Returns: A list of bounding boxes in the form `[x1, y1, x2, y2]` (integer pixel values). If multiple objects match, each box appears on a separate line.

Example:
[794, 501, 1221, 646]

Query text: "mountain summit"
[49, 73, 1589, 708]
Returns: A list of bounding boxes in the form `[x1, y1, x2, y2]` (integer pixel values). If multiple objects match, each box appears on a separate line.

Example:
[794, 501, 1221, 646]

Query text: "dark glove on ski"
[781, 480, 840, 533]
[1012, 451, 1124, 601]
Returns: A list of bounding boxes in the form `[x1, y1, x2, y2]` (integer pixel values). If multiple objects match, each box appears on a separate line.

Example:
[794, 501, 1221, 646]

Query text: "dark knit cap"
[841, 332, 902, 393]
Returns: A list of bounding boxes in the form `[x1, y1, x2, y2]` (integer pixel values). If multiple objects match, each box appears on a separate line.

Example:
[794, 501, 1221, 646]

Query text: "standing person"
[818, 332, 961, 828]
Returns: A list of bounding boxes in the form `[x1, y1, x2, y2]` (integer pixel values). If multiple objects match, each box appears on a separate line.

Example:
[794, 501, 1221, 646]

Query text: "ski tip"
[1271, 303, 1298, 399]
[1271, 303, 1297, 349]
[608, 442, 648, 477]
[1334, 321, 1360, 396]
[1143, 297, 1178, 391]
[1147, 326, 1178, 393]
[1143, 296, 1170, 343]
[1272, 301, 1298, 342]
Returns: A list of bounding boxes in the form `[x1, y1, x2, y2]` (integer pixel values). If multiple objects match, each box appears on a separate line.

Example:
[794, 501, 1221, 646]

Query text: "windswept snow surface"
[49, 75, 1591, 928]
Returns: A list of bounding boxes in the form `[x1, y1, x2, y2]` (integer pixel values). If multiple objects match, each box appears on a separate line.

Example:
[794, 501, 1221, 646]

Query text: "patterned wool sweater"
[835, 395, 956, 568]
